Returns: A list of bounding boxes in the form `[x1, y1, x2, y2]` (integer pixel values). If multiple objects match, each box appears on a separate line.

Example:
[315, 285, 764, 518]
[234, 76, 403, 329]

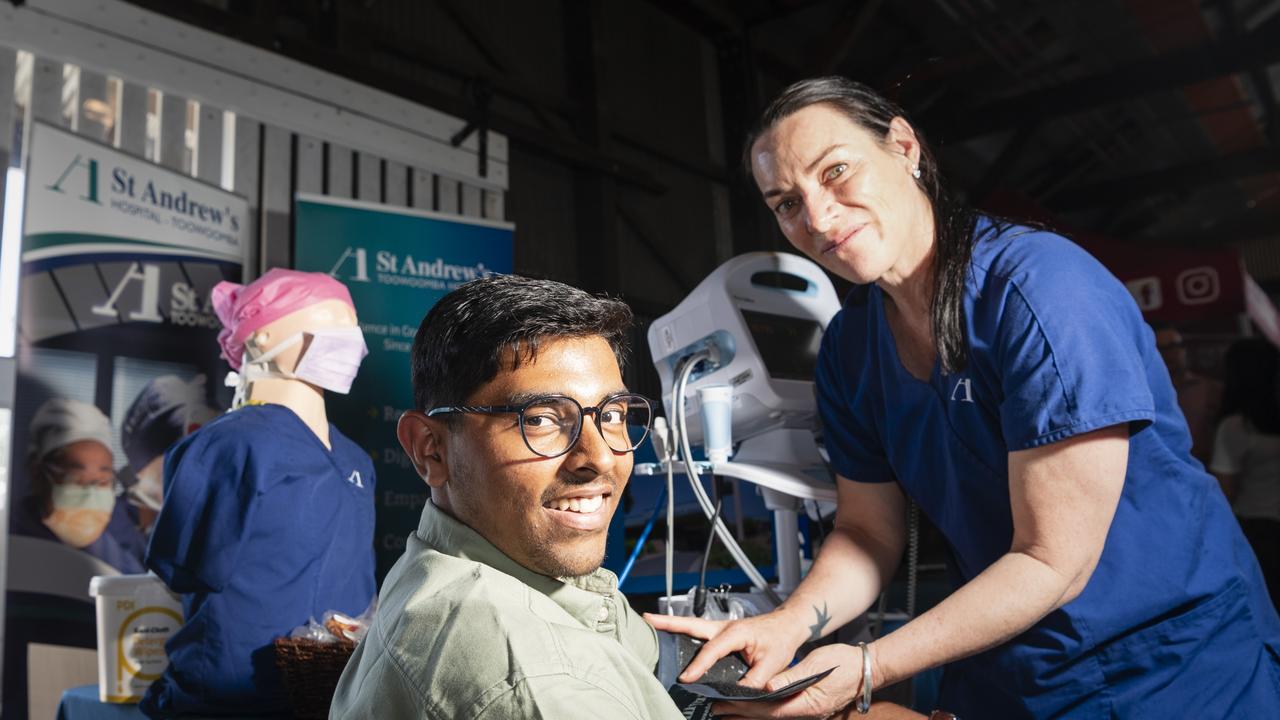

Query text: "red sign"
[980, 189, 1266, 331]
[1078, 238, 1246, 324]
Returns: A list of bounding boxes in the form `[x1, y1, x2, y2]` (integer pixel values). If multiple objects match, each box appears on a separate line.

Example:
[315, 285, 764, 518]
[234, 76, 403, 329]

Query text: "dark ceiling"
[728, 0, 1280, 249]
[125, 0, 1280, 294]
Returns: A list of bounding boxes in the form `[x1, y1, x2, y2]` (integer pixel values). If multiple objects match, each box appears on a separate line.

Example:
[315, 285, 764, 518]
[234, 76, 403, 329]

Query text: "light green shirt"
[330, 501, 684, 719]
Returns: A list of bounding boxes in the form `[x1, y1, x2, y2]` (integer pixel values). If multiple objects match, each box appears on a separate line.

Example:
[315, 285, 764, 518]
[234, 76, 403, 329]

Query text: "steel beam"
[1049, 149, 1280, 210]
[924, 17, 1280, 141]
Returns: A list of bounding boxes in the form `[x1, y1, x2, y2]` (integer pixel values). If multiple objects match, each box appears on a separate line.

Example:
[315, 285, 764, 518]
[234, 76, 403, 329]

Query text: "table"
[56, 685, 286, 719]
[56, 685, 147, 720]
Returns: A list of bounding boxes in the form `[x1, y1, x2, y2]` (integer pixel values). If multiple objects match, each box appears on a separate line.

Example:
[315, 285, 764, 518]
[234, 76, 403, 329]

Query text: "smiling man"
[330, 274, 685, 720]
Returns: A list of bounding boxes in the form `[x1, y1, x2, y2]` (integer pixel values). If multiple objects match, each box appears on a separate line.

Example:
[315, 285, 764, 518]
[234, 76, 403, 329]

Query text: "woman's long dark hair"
[745, 76, 984, 374]
[1221, 338, 1280, 435]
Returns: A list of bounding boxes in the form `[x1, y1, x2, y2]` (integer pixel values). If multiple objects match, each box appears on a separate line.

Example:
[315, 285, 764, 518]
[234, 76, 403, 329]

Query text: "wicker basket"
[273, 636, 357, 719]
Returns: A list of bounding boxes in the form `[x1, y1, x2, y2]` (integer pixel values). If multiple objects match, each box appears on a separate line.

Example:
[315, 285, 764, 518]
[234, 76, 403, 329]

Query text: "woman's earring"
[911, 166, 922, 179]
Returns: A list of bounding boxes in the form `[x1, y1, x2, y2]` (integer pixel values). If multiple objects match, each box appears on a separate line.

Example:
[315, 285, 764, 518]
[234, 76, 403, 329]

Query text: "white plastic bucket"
[88, 573, 183, 703]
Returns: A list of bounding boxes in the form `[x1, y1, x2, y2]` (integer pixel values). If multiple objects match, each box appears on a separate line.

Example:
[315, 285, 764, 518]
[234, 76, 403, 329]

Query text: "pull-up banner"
[5, 122, 246, 716]
[292, 194, 514, 579]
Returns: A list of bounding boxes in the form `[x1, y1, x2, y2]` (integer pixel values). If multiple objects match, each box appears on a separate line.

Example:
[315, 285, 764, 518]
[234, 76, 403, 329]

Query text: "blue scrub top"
[817, 218, 1280, 718]
[141, 403, 376, 718]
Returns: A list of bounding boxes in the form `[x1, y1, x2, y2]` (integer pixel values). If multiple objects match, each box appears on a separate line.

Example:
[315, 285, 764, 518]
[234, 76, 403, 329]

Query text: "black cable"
[693, 498, 723, 617]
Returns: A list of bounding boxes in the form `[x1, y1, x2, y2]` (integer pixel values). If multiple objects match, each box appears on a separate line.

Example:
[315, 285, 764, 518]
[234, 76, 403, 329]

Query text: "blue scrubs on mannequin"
[817, 218, 1280, 718]
[141, 403, 376, 718]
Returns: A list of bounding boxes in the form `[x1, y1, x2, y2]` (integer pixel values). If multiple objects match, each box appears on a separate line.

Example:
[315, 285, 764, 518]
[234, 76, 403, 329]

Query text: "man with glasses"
[330, 274, 684, 719]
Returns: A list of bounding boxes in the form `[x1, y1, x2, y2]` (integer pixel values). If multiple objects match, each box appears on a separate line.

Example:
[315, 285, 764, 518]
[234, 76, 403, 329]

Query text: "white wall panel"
[0, 1, 509, 190]
[437, 177, 459, 215]
[29, 56, 64, 126]
[232, 115, 261, 278]
[158, 92, 188, 172]
[117, 81, 147, 156]
[260, 124, 291, 271]
[410, 168, 433, 210]
[356, 153, 381, 203]
[484, 191, 505, 221]
[461, 184, 482, 218]
[384, 160, 407, 207]
[75, 68, 110, 143]
[326, 143, 353, 199]
[1, 1, 523, 289]
[295, 134, 323, 195]
[196, 101, 223, 185]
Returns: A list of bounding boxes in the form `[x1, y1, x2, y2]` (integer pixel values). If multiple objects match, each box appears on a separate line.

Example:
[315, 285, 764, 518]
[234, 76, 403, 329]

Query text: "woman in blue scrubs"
[651, 77, 1280, 718]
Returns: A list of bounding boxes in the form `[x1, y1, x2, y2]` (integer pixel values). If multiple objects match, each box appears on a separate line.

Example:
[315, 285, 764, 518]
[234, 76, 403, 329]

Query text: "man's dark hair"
[411, 274, 633, 413]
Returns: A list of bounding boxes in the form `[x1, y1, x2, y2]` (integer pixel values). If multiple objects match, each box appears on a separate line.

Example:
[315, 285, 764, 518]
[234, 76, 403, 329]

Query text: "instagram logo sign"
[1176, 266, 1220, 306]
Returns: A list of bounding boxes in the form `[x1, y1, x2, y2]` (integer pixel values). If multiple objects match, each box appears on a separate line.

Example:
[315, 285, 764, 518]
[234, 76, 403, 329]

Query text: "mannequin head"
[212, 270, 365, 444]
[237, 298, 366, 431]
[243, 299, 359, 378]
[212, 268, 359, 371]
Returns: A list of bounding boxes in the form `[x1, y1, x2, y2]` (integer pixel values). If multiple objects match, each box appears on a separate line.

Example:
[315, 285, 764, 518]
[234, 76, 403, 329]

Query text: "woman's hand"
[707, 643, 869, 720]
[643, 609, 812, 687]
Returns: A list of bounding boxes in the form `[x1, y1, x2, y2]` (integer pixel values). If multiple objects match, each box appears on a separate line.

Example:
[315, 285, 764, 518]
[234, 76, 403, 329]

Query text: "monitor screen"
[740, 310, 824, 382]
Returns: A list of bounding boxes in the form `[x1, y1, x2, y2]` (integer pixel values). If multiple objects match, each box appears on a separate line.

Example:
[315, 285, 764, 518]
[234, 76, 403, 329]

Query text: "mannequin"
[141, 269, 376, 719]
[238, 298, 358, 447]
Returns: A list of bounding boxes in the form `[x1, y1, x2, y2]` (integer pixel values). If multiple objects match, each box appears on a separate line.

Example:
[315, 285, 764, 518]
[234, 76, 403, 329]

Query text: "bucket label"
[108, 605, 183, 702]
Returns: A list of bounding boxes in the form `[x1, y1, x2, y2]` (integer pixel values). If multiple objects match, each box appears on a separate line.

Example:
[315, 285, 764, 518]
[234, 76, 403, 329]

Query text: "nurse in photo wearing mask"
[141, 269, 377, 719]
[19, 398, 147, 573]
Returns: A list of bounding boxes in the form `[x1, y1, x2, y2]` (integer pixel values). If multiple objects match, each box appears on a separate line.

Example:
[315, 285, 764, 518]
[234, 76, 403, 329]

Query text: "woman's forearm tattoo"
[808, 602, 831, 641]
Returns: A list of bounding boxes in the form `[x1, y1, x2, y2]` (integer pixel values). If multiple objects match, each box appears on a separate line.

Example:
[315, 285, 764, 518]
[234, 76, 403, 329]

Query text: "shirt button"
[597, 605, 610, 621]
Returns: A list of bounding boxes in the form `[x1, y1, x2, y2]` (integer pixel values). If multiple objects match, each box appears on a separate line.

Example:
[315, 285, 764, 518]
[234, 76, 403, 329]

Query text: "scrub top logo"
[951, 377, 975, 403]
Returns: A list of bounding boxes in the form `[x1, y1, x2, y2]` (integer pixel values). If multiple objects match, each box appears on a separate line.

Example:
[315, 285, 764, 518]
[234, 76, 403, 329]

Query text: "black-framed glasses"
[427, 393, 653, 459]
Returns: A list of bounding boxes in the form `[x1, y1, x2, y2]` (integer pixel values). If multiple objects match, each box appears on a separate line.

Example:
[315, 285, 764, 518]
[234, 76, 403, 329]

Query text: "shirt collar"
[416, 500, 619, 628]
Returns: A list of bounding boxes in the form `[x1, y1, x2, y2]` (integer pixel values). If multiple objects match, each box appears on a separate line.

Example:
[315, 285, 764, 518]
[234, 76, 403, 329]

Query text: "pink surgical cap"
[212, 269, 355, 370]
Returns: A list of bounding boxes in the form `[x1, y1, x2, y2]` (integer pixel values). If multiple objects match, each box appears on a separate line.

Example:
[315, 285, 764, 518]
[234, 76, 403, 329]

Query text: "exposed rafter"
[1048, 148, 1280, 210]
[923, 16, 1280, 142]
[1137, 210, 1280, 247]
[120, 0, 666, 193]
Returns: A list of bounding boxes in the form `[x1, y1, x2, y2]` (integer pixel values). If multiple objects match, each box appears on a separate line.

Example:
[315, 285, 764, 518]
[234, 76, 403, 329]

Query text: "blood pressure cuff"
[656, 630, 748, 689]
[656, 631, 834, 702]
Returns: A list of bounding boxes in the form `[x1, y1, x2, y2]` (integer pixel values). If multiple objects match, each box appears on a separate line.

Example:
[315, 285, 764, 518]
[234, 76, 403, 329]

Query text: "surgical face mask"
[293, 327, 369, 393]
[44, 483, 115, 548]
[238, 327, 368, 396]
[128, 460, 165, 512]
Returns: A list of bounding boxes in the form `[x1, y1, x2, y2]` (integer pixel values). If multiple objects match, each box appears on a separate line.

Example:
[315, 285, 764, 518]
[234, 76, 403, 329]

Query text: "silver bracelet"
[856, 641, 873, 714]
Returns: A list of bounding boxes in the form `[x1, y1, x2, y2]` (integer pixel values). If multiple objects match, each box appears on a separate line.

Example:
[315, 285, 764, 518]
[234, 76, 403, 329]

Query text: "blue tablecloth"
[56, 685, 147, 720]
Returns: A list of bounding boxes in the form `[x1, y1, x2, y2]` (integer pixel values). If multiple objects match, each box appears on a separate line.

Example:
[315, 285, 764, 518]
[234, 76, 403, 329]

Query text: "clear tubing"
[665, 453, 675, 610]
[673, 353, 780, 605]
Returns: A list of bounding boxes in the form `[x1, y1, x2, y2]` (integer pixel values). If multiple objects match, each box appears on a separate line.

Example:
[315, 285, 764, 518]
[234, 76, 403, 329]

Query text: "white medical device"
[648, 252, 840, 448]
[642, 252, 842, 596]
